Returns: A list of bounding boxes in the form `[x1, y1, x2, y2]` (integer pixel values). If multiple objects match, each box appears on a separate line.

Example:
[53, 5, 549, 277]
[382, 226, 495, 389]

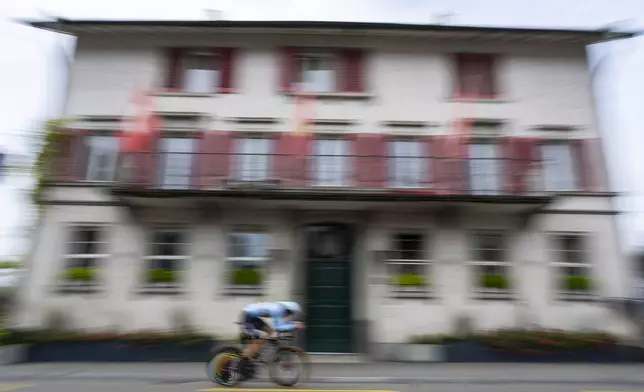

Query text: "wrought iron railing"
[99, 152, 557, 196]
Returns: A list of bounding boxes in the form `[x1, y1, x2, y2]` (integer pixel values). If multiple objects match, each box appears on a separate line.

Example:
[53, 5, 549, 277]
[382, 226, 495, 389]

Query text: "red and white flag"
[119, 87, 159, 153]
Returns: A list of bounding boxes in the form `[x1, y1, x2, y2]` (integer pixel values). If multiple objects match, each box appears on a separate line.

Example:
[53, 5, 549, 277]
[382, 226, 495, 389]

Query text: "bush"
[565, 275, 591, 291]
[390, 273, 427, 286]
[148, 268, 176, 283]
[62, 267, 96, 282]
[481, 273, 509, 290]
[0, 328, 216, 346]
[232, 267, 262, 285]
[0, 261, 21, 269]
[407, 334, 447, 344]
[475, 329, 617, 353]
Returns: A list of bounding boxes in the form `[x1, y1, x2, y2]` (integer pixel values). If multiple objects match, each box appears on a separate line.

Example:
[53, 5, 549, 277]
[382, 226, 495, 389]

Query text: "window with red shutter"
[284, 47, 365, 94]
[165, 48, 236, 94]
[455, 53, 497, 99]
[388, 138, 425, 188]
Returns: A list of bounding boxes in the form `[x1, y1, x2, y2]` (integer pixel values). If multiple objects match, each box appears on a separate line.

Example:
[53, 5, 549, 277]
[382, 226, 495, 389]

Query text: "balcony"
[106, 152, 555, 213]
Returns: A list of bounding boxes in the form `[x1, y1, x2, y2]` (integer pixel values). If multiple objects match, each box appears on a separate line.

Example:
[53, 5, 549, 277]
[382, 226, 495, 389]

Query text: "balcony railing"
[102, 152, 558, 197]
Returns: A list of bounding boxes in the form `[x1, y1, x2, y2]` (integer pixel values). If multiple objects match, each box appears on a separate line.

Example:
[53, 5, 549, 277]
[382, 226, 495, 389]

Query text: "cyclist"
[237, 301, 304, 374]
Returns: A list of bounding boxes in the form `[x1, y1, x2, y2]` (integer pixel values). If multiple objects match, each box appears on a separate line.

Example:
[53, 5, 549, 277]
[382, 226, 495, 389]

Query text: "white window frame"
[312, 138, 349, 187]
[388, 139, 426, 188]
[141, 227, 189, 292]
[296, 52, 337, 93]
[225, 229, 270, 295]
[234, 137, 272, 181]
[386, 232, 432, 298]
[59, 224, 109, 290]
[85, 135, 119, 182]
[468, 142, 502, 196]
[541, 142, 578, 192]
[469, 231, 512, 299]
[157, 137, 196, 190]
[182, 50, 220, 94]
[549, 232, 594, 300]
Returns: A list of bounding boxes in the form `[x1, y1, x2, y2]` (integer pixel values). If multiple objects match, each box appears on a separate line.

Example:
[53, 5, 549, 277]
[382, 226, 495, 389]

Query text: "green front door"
[304, 224, 354, 353]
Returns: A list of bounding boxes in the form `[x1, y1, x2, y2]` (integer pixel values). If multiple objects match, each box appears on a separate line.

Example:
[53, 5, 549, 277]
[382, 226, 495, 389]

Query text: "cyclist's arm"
[269, 307, 296, 332]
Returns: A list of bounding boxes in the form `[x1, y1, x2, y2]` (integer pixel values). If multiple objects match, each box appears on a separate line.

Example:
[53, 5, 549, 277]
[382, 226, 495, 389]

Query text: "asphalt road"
[1, 380, 644, 392]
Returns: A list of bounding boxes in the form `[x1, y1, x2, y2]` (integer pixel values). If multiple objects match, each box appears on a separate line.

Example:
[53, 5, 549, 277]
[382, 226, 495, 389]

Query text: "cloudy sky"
[1, 0, 644, 258]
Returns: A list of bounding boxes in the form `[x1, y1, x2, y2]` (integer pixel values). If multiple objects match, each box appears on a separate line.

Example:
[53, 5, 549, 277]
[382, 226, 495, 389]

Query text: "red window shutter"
[424, 136, 439, 193]
[197, 131, 232, 188]
[501, 137, 517, 195]
[340, 49, 365, 93]
[572, 139, 593, 191]
[165, 48, 183, 90]
[52, 131, 75, 181]
[431, 136, 448, 194]
[455, 53, 496, 99]
[279, 47, 296, 92]
[353, 133, 385, 187]
[275, 132, 311, 186]
[219, 48, 235, 93]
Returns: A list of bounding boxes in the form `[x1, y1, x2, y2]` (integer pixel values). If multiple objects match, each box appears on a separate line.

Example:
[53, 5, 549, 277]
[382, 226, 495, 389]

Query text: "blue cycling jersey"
[243, 302, 297, 332]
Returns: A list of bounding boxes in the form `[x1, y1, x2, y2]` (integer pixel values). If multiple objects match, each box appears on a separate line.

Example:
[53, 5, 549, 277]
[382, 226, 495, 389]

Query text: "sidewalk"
[1, 363, 644, 384]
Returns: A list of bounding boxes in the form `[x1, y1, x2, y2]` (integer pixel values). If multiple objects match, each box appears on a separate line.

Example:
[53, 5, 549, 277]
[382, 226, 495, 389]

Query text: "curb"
[0, 374, 644, 385]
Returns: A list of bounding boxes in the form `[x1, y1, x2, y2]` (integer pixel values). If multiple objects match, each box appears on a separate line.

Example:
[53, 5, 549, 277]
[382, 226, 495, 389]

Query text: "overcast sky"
[1, 0, 644, 259]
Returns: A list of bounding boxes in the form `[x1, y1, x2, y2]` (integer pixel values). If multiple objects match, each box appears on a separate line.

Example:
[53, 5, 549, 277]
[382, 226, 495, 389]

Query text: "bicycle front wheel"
[267, 345, 311, 387]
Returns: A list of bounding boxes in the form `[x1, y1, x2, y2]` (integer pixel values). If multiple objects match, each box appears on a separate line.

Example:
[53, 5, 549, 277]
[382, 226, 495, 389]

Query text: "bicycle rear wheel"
[267, 345, 311, 387]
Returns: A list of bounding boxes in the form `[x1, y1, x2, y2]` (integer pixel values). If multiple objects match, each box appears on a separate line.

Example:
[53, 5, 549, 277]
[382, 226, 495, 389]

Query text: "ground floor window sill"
[389, 290, 435, 300]
[55, 283, 101, 294]
[223, 286, 265, 297]
[136, 285, 183, 296]
[556, 292, 598, 302]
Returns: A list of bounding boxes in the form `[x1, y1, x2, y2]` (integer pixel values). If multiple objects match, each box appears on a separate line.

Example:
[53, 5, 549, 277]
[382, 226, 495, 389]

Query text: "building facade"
[15, 20, 632, 354]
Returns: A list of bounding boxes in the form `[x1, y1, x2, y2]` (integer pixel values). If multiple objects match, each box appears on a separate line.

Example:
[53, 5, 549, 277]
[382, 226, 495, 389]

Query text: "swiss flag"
[119, 88, 159, 153]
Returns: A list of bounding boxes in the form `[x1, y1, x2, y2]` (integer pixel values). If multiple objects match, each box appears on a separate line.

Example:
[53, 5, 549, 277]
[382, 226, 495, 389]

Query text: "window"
[157, 138, 196, 189]
[386, 233, 431, 297]
[313, 139, 349, 186]
[143, 229, 188, 291]
[389, 140, 425, 188]
[296, 54, 337, 93]
[455, 53, 497, 98]
[85, 135, 118, 182]
[227, 231, 269, 293]
[551, 233, 594, 300]
[470, 232, 512, 298]
[183, 51, 219, 93]
[235, 138, 272, 181]
[59, 225, 107, 290]
[468, 143, 501, 195]
[541, 143, 577, 192]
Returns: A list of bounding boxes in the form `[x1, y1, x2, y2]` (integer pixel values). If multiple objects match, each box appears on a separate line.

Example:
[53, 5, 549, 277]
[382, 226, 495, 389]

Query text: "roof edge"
[19, 19, 638, 40]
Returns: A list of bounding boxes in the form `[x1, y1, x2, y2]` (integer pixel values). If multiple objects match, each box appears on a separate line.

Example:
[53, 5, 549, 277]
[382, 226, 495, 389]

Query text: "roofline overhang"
[18, 19, 638, 45]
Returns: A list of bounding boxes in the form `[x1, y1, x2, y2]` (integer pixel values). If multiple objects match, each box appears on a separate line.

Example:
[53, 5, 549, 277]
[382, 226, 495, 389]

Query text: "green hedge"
[62, 267, 96, 282]
[231, 267, 262, 285]
[148, 268, 176, 283]
[565, 275, 591, 291]
[481, 273, 509, 290]
[390, 273, 427, 286]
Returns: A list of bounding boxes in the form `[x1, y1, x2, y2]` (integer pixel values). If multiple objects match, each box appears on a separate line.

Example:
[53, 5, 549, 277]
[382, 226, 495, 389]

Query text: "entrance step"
[307, 354, 368, 364]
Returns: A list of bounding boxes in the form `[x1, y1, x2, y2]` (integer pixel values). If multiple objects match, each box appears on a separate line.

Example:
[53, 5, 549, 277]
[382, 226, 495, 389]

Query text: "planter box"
[374, 343, 443, 362]
[0, 345, 26, 364]
[26, 340, 215, 362]
[444, 341, 644, 363]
